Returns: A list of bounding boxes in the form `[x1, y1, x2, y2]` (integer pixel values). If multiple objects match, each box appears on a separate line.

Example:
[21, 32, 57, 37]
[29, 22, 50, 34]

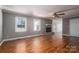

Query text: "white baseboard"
[0, 40, 4, 46]
[0, 34, 45, 46]
[63, 34, 79, 37]
[63, 34, 70, 36]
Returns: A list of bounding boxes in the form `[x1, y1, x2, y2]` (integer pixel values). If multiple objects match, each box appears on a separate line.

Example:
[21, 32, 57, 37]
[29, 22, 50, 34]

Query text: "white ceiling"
[2, 5, 79, 19]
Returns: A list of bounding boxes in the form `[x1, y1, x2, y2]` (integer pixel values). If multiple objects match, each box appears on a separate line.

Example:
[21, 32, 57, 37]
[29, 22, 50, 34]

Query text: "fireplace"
[46, 24, 52, 32]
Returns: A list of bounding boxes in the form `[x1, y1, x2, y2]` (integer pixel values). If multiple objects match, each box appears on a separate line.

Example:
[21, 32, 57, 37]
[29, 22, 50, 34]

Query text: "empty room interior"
[0, 5, 79, 53]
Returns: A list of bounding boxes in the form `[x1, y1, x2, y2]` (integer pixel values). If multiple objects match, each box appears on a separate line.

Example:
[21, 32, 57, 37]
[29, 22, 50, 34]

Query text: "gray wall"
[3, 12, 52, 39]
[0, 9, 2, 41]
[69, 18, 79, 37]
[63, 18, 79, 37]
[63, 18, 70, 35]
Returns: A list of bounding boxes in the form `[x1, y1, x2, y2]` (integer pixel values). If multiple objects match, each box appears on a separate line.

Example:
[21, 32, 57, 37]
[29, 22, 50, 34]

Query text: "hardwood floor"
[0, 34, 79, 53]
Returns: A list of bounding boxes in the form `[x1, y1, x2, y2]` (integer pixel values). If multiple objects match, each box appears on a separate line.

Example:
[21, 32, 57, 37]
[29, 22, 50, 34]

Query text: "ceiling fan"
[48, 7, 79, 19]
[50, 12, 65, 18]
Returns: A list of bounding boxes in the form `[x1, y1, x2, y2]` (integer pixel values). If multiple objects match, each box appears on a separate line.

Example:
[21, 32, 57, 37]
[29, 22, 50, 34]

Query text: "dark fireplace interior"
[46, 24, 52, 32]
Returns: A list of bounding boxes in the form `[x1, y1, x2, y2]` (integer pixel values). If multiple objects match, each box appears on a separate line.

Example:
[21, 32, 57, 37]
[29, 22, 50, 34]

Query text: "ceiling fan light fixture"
[52, 15, 55, 18]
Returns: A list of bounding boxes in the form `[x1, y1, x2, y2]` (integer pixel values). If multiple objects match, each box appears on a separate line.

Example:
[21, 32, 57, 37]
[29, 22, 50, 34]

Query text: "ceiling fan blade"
[56, 13, 65, 15]
[48, 12, 65, 19]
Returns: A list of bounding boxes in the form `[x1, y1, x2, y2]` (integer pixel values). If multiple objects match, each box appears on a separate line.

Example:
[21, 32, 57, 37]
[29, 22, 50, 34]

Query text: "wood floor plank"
[0, 34, 79, 53]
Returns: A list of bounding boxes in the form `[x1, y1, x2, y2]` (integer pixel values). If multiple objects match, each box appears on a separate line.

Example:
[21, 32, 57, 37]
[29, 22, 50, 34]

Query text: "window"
[15, 17, 27, 32]
[33, 19, 41, 31]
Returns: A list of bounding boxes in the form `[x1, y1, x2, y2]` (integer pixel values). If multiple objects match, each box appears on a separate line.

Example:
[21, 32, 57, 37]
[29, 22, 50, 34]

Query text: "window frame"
[15, 16, 27, 32]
